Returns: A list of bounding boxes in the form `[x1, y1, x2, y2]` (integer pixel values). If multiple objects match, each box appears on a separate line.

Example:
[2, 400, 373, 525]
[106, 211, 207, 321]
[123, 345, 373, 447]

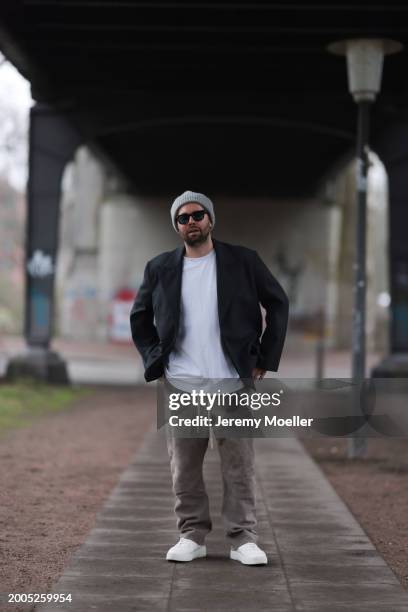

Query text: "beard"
[183, 225, 211, 246]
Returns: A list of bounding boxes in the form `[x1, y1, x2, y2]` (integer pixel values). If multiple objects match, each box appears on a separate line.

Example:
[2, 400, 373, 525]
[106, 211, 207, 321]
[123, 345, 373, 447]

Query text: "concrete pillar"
[56, 146, 105, 340]
[6, 103, 82, 383]
[371, 122, 408, 376]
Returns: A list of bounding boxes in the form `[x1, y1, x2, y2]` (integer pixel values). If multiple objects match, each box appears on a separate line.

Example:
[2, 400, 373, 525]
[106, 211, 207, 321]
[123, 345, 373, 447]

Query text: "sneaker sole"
[230, 550, 268, 565]
[166, 546, 207, 562]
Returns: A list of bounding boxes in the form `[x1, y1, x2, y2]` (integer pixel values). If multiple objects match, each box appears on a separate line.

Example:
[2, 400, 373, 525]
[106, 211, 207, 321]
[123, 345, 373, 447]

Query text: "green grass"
[0, 379, 92, 435]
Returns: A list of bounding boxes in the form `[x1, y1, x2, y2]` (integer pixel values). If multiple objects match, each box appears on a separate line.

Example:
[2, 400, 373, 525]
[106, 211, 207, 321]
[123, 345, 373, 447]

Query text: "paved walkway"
[0, 334, 383, 384]
[36, 428, 408, 612]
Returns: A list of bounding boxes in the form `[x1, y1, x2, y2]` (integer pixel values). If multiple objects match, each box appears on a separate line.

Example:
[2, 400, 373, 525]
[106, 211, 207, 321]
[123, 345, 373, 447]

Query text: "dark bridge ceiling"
[1, 1, 408, 197]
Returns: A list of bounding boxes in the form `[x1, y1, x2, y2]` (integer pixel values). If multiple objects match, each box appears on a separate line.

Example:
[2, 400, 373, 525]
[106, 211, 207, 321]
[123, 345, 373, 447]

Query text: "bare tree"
[0, 53, 29, 189]
[0, 53, 28, 332]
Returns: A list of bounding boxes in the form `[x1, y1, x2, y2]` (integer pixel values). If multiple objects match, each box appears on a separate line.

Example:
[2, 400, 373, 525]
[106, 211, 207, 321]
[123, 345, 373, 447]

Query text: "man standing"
[130, 190, 289, 565]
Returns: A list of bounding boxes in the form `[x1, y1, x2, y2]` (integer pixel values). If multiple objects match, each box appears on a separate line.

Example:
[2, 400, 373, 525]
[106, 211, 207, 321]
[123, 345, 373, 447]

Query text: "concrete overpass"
[1, 1, 408, 379]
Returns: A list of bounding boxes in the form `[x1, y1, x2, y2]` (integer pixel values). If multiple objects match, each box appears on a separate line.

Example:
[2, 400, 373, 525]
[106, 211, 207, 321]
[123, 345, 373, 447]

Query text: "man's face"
[176, 202, 212, 246]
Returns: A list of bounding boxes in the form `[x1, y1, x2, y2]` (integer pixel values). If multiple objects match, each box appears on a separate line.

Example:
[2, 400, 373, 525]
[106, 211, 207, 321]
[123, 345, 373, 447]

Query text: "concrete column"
[6, 103, 82, 383]
[56, 146, 105, 340]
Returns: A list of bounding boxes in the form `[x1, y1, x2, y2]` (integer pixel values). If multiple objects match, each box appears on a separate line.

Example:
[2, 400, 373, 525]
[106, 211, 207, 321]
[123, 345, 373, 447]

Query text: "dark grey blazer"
[130, 238, 289, 383]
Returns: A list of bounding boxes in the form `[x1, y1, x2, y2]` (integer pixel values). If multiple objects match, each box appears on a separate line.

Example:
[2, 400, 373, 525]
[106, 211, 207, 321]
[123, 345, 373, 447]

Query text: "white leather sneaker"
[230, 542, 268, 565]
[166, 537, 207, 562]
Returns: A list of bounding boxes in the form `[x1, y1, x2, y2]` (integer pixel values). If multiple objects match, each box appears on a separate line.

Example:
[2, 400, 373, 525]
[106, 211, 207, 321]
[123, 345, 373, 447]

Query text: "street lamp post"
[328, 38, 403, 458]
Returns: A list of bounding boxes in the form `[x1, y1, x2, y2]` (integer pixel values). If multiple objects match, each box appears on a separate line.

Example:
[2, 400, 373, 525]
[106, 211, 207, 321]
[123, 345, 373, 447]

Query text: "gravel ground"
[0, 386, 155, 612]
[301, 436, 408, 591]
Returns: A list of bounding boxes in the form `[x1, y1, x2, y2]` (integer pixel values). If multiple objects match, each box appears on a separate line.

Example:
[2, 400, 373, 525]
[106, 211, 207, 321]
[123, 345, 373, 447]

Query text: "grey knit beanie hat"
[170, 190, 215, 231]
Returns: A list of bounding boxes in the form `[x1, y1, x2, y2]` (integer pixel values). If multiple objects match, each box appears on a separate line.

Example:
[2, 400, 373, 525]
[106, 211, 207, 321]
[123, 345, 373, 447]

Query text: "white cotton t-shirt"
[164, 249, 240, 390]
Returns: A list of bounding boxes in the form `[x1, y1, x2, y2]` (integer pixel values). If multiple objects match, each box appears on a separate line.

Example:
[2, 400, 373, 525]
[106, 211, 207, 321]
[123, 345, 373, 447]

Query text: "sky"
[0, 52, 33, 192]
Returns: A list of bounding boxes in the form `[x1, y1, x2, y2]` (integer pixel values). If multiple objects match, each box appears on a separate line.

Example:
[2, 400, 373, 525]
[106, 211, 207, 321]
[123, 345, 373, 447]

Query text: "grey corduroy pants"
[165, 429, 257, 547]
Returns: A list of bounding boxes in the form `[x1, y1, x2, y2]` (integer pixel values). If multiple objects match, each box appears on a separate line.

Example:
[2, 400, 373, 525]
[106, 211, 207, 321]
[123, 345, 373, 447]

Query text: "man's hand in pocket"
[252, 367, 266, 381]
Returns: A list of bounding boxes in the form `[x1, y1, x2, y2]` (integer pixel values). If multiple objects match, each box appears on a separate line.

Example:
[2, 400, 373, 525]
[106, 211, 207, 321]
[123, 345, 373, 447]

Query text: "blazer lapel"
[158, 245, 184, 330]
[213, 239, 238, 323]
[157, 239, 238, 330]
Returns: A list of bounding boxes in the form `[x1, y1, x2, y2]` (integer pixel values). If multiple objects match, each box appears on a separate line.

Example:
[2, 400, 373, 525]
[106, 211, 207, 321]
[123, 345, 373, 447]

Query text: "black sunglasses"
[176, 210, 208, 225]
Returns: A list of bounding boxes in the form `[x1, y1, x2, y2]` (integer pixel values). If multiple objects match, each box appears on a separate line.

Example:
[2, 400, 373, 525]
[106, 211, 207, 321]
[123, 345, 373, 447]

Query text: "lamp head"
[328, 38, 403, 103]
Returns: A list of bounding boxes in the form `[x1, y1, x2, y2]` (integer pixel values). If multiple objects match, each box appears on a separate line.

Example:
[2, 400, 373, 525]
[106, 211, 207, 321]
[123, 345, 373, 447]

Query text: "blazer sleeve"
[129, 262, 160, 367]
[252, 251, 289, 371]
